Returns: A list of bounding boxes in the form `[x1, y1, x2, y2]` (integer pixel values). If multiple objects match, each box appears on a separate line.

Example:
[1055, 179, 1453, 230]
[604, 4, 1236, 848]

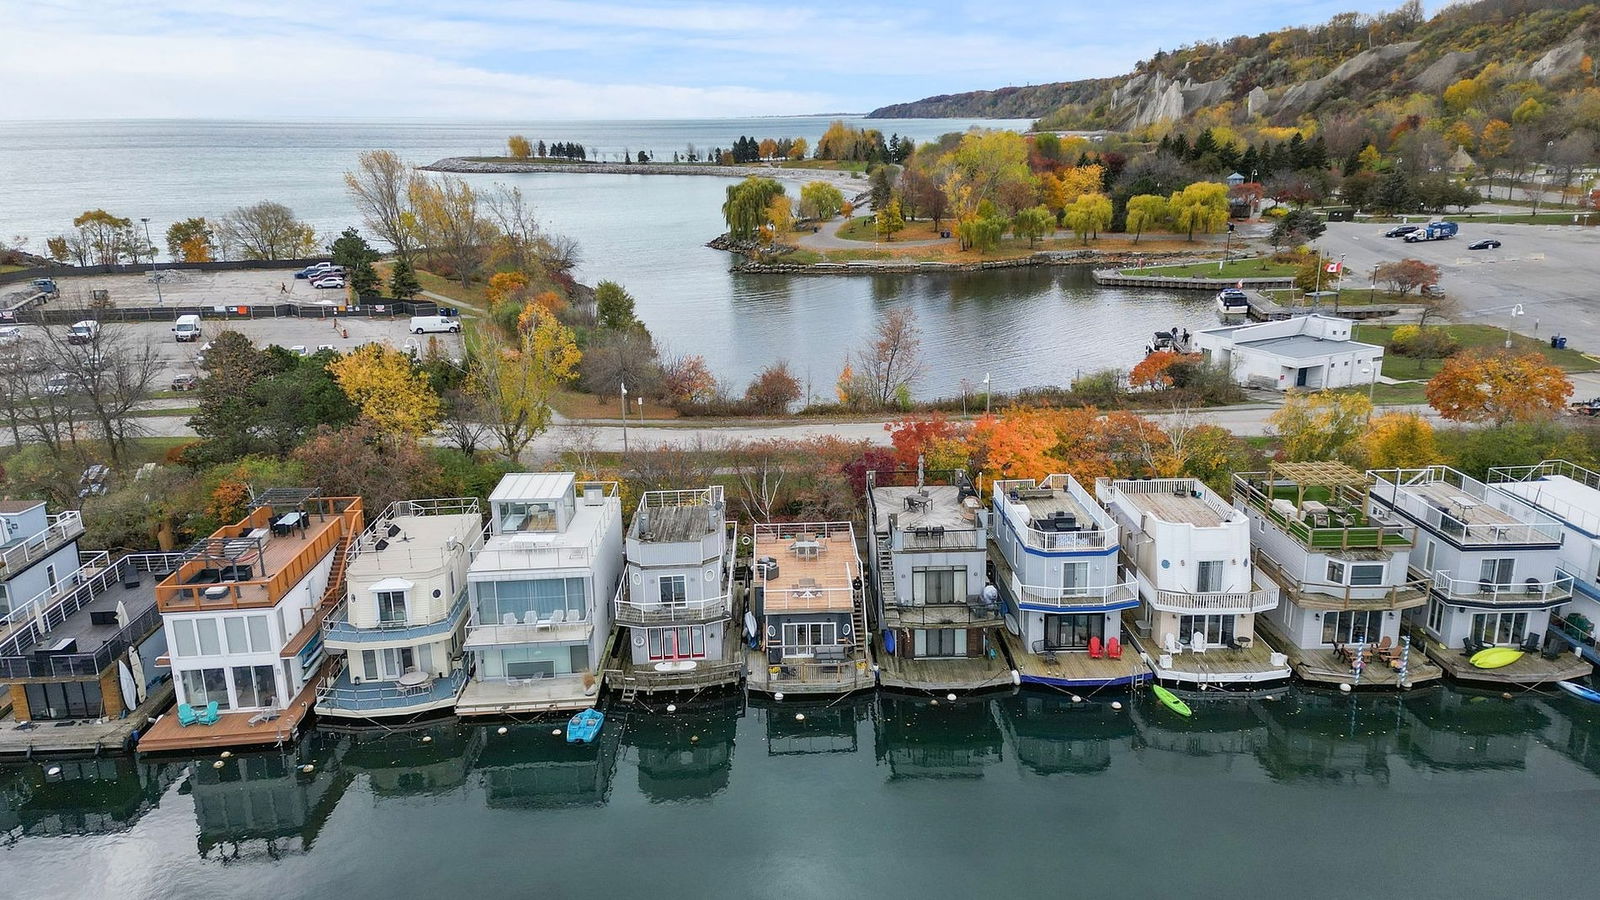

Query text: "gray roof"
[1235, 335, 1382, 360]
[489, 472, 574, 503]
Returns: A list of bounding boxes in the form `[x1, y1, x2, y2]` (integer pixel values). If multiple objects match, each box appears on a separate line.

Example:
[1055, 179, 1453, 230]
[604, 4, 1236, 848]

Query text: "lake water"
[0, 119, 1215, 398]
[3, 684, 1598, 899]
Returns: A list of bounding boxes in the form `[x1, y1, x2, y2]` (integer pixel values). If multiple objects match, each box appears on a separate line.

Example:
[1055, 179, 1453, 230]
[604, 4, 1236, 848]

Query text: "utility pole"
[140, 217, 164, 306]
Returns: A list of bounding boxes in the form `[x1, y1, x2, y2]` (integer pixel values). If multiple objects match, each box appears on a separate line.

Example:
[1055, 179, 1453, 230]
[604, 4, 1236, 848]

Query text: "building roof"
[489, 473, 574, 503]
[0, 500, 43, 514]
[1234, 334, 1383, 360]
[870, 485, 978, 533]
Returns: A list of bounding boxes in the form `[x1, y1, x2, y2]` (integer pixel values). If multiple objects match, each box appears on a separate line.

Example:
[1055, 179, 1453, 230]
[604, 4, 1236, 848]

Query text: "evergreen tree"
[389, 255, 422, 300]
[537, 139, 546, 158]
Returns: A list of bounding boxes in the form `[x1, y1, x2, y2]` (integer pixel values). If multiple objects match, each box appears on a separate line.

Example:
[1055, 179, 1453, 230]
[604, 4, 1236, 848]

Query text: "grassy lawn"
[551, 388, 679, 421]
[373, 262, 489, 312]
[0, 264, 25, 275]
[1261, 287, 1417, 308]
[1328, 381, 1431, 405]
[1121, 258, 1299, 278]
[1355, 323, 1600, 378]
[778, 159, 869, 173]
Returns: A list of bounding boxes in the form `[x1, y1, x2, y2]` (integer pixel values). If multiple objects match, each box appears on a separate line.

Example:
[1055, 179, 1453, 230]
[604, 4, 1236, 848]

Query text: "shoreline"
[423, 157, 866, 192]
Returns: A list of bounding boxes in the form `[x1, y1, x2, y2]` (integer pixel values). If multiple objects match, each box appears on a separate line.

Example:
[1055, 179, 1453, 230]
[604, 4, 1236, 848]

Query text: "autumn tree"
[1011, 205, 1053, 247]
[766, 195, 795, 241]
[661, 353, 716, 405]
[1376, 258, 1439, 295]
[469, 313, 581, 461]
[409, 175, 497, 286]
[799, 181, 845, 220]
[165, 217, 216, 262]
[1168, 182, 1230, 240]
[595, 280, 640, 331]
[1360, 412, 1439, 468]
[1425, 350, 1572, 425]
[744, 361, 802, 414]
[68, 209, 137, 266]
[1129, 351, 1185, 389]
[855, 308, 925, 408]
[722, 177, 785, 240]
[874, 198, 905, 240]
[1267, 390, 1374, 462]
[330, 343, 443, 437]
[940, 130, 1038, 220]
[507, 135, 532, 159]
[344, 149, 417, 263]
[292, 422, 435, 515]
[218, 201, 317, 260]
[1064, 193, 1112, 244]
[1125, 194, 1168, 244]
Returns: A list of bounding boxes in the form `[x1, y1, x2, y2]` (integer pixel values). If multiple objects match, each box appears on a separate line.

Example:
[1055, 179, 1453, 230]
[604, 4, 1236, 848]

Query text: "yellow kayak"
[1470, 647, 1524, 669]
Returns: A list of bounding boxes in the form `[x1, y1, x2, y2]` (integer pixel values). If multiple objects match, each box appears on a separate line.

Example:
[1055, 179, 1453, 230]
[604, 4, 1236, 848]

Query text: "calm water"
[0, 119, 1215, 397]
[3, 685, 1598, 899]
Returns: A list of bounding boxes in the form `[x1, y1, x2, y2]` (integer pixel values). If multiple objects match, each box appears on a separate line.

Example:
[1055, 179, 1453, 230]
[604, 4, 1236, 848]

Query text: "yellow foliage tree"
[1266, 390, 1374, 462]
[507, 135, 532, 159]
[1063, 192, 1112, 244]
[486, 270, 531, 308]
[330, 343, 443, 437]
[1360, 412, 1439, 468]
[1168, 182, 1229, 241]
[469, 315, 581, 461]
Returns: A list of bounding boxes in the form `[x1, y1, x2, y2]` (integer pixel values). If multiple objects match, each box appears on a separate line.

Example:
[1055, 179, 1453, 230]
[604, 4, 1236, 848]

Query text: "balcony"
[893, 525, 983, 553]
[1254, 552, 1427, 611]
[465, 616, 594, 649]
[315, 666, 469, 715]
[324, 589, 470, 646]
[0, 511, 84, 580]
[1427, 570, 1574, 608]
[1007, 577, 1138, 611]
[1142, 572, 1277, 613]
[1369, 467, 1562, 546]
[614, 593, 731, 626]
[993, 476, 1117, 552]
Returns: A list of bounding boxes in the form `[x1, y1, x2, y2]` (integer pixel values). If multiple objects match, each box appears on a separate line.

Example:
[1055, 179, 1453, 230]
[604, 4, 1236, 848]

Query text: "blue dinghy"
[566, 708, 605, 744]
[1557, 681, 1600, 705]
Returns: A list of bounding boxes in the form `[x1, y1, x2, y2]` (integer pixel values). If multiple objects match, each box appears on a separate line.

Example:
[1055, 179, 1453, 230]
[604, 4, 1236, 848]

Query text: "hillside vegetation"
[868, 0, 1600, 132]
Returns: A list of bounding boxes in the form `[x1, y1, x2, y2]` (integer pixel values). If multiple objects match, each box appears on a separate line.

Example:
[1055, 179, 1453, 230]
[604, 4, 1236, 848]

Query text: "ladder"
[874, 530, 895, 606]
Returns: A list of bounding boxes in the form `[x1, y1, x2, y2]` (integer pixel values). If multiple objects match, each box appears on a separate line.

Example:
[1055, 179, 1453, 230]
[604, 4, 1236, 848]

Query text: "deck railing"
[315, 659, 470, 711]
[1487, 460, 1600, 536]
[1369, 467, 1563, 546]
[1009, 578, 1138, 609]
[0, 551, 112, 646]
[1097, 476, 1241, 525]
[614, 592, 731, 625]
[325, 587, 471, 643]
[1233, 475, 1413, 550]
[0, 552, 176, 679]
[994, 477, 1117, 551]
[0, 511, 85, 579]
[1142, 570, 1277, 613]
[1253, 552, 1427, 610]
[1428, 570, 1573, 606]
[346, 497, 481, 564]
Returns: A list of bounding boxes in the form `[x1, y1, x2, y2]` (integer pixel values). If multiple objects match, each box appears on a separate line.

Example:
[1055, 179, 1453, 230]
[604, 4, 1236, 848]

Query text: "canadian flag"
[1324, 261, 1343, 274]
[1235, 280, 1244, 288]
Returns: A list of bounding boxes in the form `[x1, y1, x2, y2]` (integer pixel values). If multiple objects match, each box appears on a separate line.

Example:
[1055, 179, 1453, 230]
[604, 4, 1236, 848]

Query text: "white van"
[409, 315, 461, 335]
[172, 314, 202, 342]
[66, 320, 100, 345]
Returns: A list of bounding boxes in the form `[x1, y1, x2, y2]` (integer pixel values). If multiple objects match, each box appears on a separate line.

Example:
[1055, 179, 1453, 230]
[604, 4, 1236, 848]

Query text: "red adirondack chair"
[1088, 636, 1103, 658]
[1106, 636, 1122, 659]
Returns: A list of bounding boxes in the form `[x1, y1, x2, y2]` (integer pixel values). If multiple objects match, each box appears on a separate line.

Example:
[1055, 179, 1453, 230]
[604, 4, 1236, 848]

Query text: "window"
[1044, 613, 1104, 650]
[1479, 558, 1514, 589]
[658, 575, 687, 605]
[224, 617, 248, 654]
[474, 578, 587, 623]
[914, 628, 965, 657]
[1351, 564, 1385, 586]
[1197, 560, 1225, 593]
[23, 681, 102, 720]
[647, 625, 706, 660]
[1327, 561, 1347, 584]
[195, 619, 220, 656]
[781, 621, 838, 656]
[1470, 611, 1528, 646]
[377, 590, 407, 624]
[181, 668, 231, 709]
[361, 650, 379, 681]
[1423, 540, 1436, 573]
[417, 644, 434, 673]
[569, 645, 590, 672]
[247, 616, 271, 652]
[1321, 610, 1384, 645]
[232, 665, 277, 708]
[912, 567, 967, 604]
[1179, 614, 1236, 646]
[1427, 597, 1445, 633]
[1062, 562, 1089, 596]
[172, 620, 197, 657]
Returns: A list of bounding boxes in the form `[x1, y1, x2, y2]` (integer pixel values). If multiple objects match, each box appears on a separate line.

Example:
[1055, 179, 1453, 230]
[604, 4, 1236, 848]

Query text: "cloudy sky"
[6, 1, 1411, 119]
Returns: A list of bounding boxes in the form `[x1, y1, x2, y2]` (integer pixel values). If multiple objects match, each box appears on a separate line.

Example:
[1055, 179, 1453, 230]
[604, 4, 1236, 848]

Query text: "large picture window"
[1321, 610, 1383, 645]
[180, 668, 231, 709]
[1179, 614, 1235, 646]
[232, 664, 278, 708]
[647, 625, 707, 660]
[1044, 613, 1103, 650]
[474, 578, 588, 623]
[914, 628, 965, 657]
[1471, 611, 1528, 645]
[912, 567, 967, 605]
[781, 621, 837, 656]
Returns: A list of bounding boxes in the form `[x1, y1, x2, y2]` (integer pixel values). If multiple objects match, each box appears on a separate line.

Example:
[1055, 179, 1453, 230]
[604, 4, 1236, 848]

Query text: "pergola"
[1266, 460, 1373, 518]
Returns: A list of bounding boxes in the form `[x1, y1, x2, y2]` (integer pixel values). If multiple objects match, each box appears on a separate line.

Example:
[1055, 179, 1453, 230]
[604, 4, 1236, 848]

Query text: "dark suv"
[1383, 225, 1419, 238]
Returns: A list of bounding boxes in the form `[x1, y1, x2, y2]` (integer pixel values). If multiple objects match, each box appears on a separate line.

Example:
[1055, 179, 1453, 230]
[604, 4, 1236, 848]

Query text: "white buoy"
[666, 703, 677, 713]
[795, 713, 805, 722]
[1340, 683, 1352, 693]
[220, 751, 233, 759]
[1010, 670, 1021, 686]
[1111, 701, 1123, 710]
[46, 766, 61, 777]
[1071, 695, 1083, 703]
[212, 760, 224, 769]
[691, 735, 699, 743]
[773, 692, 784, 702]
[422, 735, 432, 743]
[946, 692, 957, 701]
[497, 726, 508, 735]
[930, 698, 940, 706]
[552, 729, 562, 736]
[300, 764, 316, 774]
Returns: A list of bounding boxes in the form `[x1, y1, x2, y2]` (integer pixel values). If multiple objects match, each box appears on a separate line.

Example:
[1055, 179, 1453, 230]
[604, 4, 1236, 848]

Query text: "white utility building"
[1193, 314, 1383, 391]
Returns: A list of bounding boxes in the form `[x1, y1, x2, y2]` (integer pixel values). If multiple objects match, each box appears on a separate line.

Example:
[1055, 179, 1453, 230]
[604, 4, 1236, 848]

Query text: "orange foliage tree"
[1128, 351, 1203, 390]
[1425, 350, 1572, 425]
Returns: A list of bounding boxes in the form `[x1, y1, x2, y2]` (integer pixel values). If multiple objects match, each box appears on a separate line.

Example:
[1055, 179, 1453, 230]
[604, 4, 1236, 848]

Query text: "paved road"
[1314, 221, 1600, 344]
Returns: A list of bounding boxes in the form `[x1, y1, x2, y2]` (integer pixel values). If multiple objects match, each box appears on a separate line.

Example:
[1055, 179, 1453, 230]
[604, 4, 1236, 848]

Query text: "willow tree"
[722, 176, 785, 240]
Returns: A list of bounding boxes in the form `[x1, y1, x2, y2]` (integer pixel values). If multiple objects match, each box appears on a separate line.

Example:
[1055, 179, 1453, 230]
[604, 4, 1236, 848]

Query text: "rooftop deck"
[629, 488, 724, 543]
[753, 521, 859, 615]
[993, 476, 1116, 551]
[1233, 466, 1413, 551]
[1369, 466, 1561, 546]
[158, 497, 363, 612]
[472, 495, 615, 573]
[871, 484, 979, 534]
[1489, 461, 1600, 537]
[1100, 477, 1240, 528]
[137, 660, 326, 753]
[345, 499, 481, 576]
[997, 627, 1149, 687]
[0, 554, 177, 681]
[0, 510, 84, 584]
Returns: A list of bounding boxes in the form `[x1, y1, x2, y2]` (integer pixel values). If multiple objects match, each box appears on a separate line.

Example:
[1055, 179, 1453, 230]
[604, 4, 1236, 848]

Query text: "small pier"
[138, 663, 325, 754]
[1092, 269, 1295, 290]
[1420, 639, 1591, 687]
[873, 631, 1017, 694]
[1255, 619, 1441, 689]
[996, 628, 1149, 689]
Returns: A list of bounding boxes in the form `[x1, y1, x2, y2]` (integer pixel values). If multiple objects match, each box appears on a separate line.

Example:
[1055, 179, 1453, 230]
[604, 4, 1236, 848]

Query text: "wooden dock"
[1091, 268, 1295, 291]
[1421, 639, 1591, 687]
[874, 630, 1016, 694]
[744, 649, 874, 696]
[138, 663, 324, 754]
[1254, 619, 1441, 689]
[0, 681, 173, 758]
[1123, 612, 1292, 687]
[997, 628, 1149, 688]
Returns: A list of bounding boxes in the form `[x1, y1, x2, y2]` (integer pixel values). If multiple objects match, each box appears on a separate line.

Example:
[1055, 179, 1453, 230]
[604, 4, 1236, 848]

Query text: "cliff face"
[866, 0, 1600, 129]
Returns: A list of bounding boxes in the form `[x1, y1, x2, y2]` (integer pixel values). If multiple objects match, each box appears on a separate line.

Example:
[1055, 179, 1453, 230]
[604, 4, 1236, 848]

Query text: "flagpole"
[1335, 253, 1346, 313]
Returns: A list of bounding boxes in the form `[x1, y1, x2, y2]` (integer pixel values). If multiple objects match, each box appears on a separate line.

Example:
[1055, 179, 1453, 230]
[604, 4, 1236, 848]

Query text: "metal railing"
[1369, 466, 1563, 546]
[1142, 569, 1277, 613]
[1233, 475, 1413, 550]
[0, 552, 176, 679]
[1428, 570, 1574, 606]
[324, 587, 470, 643]
[0, 511, 84, 578]
[347, 497, 482, 563]
[1253, 552, 1427, 611]
[1008, 577, 1137, 609]
[893, 526, 982, 552]
[994, 476, 1117, 551]
[1487, 460, 1600, 536]
[1096, 476, 1242, 525]
[315, 659, 470, 711]
[0, 550, 111, 644]
[615, 592, 731, 625]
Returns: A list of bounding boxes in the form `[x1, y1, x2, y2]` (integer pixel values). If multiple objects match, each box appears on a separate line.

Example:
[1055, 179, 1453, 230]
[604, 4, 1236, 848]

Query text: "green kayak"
[1152, 684, 1192, 717]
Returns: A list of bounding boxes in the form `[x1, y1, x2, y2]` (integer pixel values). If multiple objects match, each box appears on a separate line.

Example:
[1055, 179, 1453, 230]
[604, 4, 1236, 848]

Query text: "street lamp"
[1371, 262, 1380, 303]
[1360, 363, 1378, 408]
[140, 217, 164, 306]
[637, 396, 644, 425]
[1505, 303, 1524, 348]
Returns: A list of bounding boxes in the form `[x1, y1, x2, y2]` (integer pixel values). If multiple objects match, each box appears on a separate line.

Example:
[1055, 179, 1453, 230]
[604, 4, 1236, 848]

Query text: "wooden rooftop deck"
[137, 662, 324, 753]
[755, 530, 857, 614]
[998, 628, 1149, 688]
[1422, 640, 1592, 687]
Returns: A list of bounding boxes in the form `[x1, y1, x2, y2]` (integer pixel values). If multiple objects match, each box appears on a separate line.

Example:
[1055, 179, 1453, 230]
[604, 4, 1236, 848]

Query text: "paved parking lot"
[32, 266, 343, 309]
[1315, 221, 1600, 345]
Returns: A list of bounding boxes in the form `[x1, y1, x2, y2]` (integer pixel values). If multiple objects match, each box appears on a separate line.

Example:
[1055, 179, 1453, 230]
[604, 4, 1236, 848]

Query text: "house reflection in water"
[1129, 693, 1270, 760]
[1253, 691, 1404, 785]
[1398, 689, 1545, 772]
[624, 697, 740, 802]
[471, 722, 620, 809]
[873, 694, 1003, 779]
[335, 722, 480, 800]
[0, 757, 173, 841]
[753, 698, 864, 756]
[993, 693, 1134, 776]
[184, 732, 346, 862]
[1537, 694, 1600, 777]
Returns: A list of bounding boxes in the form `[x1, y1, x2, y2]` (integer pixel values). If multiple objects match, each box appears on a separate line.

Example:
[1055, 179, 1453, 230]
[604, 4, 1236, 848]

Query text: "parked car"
[0, 325, 21, 344]
[1468, 239, 1502, 250]
[295, 262, 337, 279]
[43, 372, 73, 396]
[171, 373, 198, 391]
[1383, 225, 1419, 238]
[311, 276, 346, 289]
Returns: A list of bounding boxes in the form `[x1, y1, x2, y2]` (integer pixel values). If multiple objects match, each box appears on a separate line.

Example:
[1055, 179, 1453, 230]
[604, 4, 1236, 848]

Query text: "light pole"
[620, 381, 629, 453]
[637, 396, 644, 425]
[1333, 253, 1346, 313]
[1505, 303, 1524, 348]
[140, 217, 164, 306]
[1371, 262, 1379, 303]
[1219, 226, 1231, 274]
[983, 372, 991, 415]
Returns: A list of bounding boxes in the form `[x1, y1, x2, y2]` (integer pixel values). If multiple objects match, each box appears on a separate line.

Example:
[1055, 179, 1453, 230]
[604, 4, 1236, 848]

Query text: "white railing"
[0, 550, 110, 637]
[1010, 577, 1137, 609]
[751, 520, 855, 544]
[1142, 571, 1277, 612]
[761, 583, 858, 613]
[1487, 460, 1600, 537]
[1096, 476, 1240, 525]
[614, 592, 731, 625]
[1429, 570, 1574, 606]
[346, 497, 482, 564]
[1370, 466, 1563, 545]
[0, 511, 84, 576]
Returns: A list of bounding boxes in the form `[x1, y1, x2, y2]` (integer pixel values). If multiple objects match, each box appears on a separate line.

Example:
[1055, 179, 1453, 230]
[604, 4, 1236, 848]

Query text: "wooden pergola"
[1267, 460, 1373, 518]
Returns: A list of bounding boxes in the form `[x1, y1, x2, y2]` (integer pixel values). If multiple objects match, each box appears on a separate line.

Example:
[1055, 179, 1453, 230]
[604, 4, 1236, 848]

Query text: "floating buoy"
[1340, 683, 1352, 693]
[220, 751, 233, 759]
[1502, 692, 1513, 700]
[497, 726, 508, 735]
[46, 766, 61, 777]
[1010, 670, 1021, 686]
[773, 693, 784, 702]
[212, 760, 225, 769]
[552, 729, 562, 736]
[794, 713, 805, 722]
[666, 703, 677, 713]
[1071, 695, 1083, 703]
[421, 735, 432, 743]
[690, 735, 699, 743]
[946, 693, 957, 701]
[300, 764, 315, 774]
[930, 699, 939, 706]
[1111, 701, 1123, 711]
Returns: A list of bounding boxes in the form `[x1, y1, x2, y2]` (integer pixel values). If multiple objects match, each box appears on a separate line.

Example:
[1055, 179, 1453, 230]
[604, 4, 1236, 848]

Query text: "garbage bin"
[1556, 336, 1569, 349]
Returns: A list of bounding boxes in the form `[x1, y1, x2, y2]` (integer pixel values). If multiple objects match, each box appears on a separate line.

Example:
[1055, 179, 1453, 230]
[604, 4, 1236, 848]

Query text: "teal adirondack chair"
[197, 701, 220, 725]
[177, 704, 199, 727]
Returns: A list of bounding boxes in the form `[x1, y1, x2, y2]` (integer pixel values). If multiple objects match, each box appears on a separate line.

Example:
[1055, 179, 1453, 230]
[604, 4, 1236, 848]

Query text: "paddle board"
[1557, 681, 1600, 704]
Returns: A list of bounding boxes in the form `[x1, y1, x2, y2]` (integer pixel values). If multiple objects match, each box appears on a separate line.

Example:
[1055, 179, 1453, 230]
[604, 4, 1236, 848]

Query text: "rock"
[1246, 86, 1269, 118]
[1413, 50, 1479, 93]
[1274, 41, 1421, 114]
[1531, 38, 1587, 83]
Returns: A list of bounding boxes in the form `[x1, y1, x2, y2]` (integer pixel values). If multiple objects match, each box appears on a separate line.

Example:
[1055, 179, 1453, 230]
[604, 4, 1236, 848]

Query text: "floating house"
[988, 475, 1146, 688]
[1235, 462, 1442, 689]
[865, 470, 1013, 693]
[745, 520, 872, 696]
[315, 499, 483, 721]
[1096, 476, 1291, 688]
[607, 487, 741, 699]
[457, 474, 622, 715]
[1368, 466, 1590, 686]
[138, 491, 364, 752]
[1488, 460, 1600, 665]
[1193, 315, 1383, 391]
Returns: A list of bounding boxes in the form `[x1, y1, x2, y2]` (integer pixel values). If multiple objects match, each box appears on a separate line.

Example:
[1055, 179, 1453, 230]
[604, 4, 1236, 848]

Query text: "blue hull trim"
[1018, 671, 1148, 689]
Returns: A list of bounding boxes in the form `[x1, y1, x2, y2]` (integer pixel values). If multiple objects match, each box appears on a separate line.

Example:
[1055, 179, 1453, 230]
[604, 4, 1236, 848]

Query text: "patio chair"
[503, 613, 519, 626]
[177, 703, 199, 727]
[1519, 632, 1541, 654]
[524, 611, 540, 627]
[1031, 639, 1058, 666]
[551, 609, 567, 626]
[198, 701, 220, 725]
[1106, 637, 1123, 660]
[1374, 635, 1392, 656]
[1191, 631, 1208, 654]
[1088, 636, 1103, 659]
[1163, 633, 1182, 655]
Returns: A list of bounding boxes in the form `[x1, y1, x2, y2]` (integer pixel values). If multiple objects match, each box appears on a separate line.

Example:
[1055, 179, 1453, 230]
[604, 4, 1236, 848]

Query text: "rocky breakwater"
[424, 158, 864, 193]
[714, 244, 1199, 275]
